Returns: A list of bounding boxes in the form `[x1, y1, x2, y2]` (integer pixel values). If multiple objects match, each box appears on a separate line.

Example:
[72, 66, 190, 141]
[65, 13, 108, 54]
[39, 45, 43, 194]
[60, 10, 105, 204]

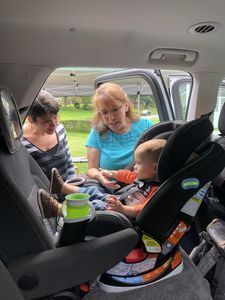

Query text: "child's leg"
[37, 189, 63, 218]
[78, 186, 109, 210]
[50, 167, 80, 195]
[61, 182, 80, 195]
[50, 168, 109, 200]
[79, 186, 108, 202]
[91, 199, 107, 210]
[50, 168, 64, 194]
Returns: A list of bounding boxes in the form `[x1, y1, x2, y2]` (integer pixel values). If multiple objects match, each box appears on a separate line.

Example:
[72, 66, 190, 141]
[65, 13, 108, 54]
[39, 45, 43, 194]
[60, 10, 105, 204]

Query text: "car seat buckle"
[124, 247, 148, 263]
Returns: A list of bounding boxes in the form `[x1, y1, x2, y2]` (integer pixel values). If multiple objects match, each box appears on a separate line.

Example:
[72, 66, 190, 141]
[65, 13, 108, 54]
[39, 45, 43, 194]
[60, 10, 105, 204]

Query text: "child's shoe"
[38, 189, 62, 218]
[50, 168, 64, 194]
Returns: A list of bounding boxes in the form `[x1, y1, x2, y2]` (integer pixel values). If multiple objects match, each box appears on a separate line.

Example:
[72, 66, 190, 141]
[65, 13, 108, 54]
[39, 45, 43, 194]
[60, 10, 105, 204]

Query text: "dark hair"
[27, 90, 59, 121]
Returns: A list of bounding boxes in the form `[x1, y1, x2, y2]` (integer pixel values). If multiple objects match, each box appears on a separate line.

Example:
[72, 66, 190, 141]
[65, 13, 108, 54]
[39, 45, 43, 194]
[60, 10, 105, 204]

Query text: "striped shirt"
[21, 123, 75, 181]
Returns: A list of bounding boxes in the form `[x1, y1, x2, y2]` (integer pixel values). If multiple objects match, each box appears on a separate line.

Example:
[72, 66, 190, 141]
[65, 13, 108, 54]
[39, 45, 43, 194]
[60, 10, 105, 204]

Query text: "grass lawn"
[59, 107, 158, 122]
[59, 107, 94, 121]
[66, 130, 89, 174]
[66, 130, 88, 157]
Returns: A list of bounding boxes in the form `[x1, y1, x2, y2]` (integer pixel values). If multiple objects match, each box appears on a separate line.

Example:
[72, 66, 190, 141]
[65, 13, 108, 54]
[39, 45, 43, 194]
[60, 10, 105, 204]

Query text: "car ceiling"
[1, 0, 225, 72]
[1, 0, 225, 112]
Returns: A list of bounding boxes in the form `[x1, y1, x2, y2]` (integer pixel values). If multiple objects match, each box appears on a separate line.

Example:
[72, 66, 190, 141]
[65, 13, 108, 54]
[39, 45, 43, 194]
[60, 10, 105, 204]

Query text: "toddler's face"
[134, 151, 157, 181]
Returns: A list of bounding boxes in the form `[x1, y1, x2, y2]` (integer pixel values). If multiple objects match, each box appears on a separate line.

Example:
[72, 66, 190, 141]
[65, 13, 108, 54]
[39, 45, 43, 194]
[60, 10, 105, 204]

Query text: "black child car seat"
[83, 115, 225, 299]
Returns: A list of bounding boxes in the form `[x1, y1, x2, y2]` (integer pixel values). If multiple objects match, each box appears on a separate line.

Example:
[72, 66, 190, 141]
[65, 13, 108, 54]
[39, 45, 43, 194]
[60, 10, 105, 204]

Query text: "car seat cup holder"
[58, 193, 96, 246]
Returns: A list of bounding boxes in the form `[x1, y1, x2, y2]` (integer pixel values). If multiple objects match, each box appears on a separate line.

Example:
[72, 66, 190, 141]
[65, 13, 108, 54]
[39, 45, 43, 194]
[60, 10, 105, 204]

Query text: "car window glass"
[160, 71, 192, 121]
[213, 84, 225, 133]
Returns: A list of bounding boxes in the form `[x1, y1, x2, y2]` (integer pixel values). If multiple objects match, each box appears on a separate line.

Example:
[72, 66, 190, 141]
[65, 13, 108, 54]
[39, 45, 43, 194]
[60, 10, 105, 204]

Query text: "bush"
[61, 120, 92, 133]
[82, 104, 91, 110]
[73, 102, 80, 109]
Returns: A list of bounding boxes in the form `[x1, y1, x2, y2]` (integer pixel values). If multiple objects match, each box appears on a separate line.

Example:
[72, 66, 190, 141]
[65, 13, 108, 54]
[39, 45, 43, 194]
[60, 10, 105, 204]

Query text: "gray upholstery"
[0, 140, 55, 261]
[0, 260, 24, 300]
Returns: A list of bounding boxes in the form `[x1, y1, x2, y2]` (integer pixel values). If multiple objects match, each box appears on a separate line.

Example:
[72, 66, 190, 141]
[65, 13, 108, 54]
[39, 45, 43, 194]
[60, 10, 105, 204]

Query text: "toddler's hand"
[106, 195, 124, 213]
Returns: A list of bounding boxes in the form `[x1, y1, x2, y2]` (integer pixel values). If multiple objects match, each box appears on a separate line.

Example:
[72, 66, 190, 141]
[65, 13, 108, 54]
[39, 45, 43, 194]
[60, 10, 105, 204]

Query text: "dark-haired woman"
[21, 90, 75, 182]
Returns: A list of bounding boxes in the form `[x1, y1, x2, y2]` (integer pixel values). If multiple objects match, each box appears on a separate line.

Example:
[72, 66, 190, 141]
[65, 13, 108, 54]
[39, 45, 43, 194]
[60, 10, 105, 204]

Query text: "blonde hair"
[135, 139, 166, 164]
[92, 82, 139, 134]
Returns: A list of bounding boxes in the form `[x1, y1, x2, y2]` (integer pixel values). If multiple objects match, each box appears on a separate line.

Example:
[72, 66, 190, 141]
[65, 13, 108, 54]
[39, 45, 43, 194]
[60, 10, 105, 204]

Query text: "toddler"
[38, 139, 166, 219]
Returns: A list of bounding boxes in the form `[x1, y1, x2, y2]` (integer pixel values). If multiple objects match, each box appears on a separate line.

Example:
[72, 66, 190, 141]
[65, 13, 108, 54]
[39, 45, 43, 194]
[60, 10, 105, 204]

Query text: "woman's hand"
[98, 170, 120, 189]
[101, 170, 118, 180]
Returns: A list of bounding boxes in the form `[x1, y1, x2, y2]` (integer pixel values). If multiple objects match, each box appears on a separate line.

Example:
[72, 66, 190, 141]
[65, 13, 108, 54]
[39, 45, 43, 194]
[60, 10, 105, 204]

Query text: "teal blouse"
[86, 118, 154, 170]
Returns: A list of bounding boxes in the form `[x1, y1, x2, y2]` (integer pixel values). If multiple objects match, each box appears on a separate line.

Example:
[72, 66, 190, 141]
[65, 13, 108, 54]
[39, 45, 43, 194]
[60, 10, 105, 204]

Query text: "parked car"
[141, 109, 151, 116]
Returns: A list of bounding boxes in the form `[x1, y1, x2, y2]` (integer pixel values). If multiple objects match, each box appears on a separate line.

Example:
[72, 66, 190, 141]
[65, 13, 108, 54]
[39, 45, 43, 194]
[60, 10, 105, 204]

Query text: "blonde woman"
[86, 82, 153, 189]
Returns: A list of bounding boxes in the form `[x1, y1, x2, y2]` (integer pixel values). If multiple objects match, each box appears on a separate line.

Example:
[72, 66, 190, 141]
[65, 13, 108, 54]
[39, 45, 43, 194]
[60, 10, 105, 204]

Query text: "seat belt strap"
[115, 181, 145, 201]
[197, 246, 220, 276]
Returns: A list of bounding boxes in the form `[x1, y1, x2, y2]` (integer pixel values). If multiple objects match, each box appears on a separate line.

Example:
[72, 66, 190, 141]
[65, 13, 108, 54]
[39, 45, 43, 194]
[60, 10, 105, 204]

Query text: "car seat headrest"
[0, 88, 23, 154]
[134, 120, 184, 149]
[218, 102, 225, 135]
[158, 116, 213, 182]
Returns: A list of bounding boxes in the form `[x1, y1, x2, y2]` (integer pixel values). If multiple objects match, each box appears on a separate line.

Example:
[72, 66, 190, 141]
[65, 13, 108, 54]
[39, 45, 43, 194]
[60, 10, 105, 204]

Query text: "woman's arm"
[87, 147, 101, 179]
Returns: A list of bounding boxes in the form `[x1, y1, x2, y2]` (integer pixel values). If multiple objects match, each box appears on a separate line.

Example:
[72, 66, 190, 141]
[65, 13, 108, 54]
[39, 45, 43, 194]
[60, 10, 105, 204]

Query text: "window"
[161, 71, 192, 121]
[213, 83, 225, 132]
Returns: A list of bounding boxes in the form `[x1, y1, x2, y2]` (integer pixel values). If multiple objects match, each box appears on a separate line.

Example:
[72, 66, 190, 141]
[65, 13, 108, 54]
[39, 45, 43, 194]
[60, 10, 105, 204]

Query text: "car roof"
[1, 0, 225, 111]
[1, 0, 225, 73]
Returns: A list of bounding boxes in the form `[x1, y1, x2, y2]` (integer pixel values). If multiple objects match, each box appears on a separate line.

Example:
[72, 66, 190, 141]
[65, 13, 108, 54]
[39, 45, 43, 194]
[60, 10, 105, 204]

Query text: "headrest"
[134, 120, 184, 149]
[218, 103, 225, 135]
[158, 116, 213, 182]
[0, 88, 23, 153]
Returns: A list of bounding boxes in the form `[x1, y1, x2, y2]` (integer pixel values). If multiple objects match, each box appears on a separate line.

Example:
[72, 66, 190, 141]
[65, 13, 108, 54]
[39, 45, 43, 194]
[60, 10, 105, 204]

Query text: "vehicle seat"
[0, 88, 139, 299]
[0, 259, 24, 300]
